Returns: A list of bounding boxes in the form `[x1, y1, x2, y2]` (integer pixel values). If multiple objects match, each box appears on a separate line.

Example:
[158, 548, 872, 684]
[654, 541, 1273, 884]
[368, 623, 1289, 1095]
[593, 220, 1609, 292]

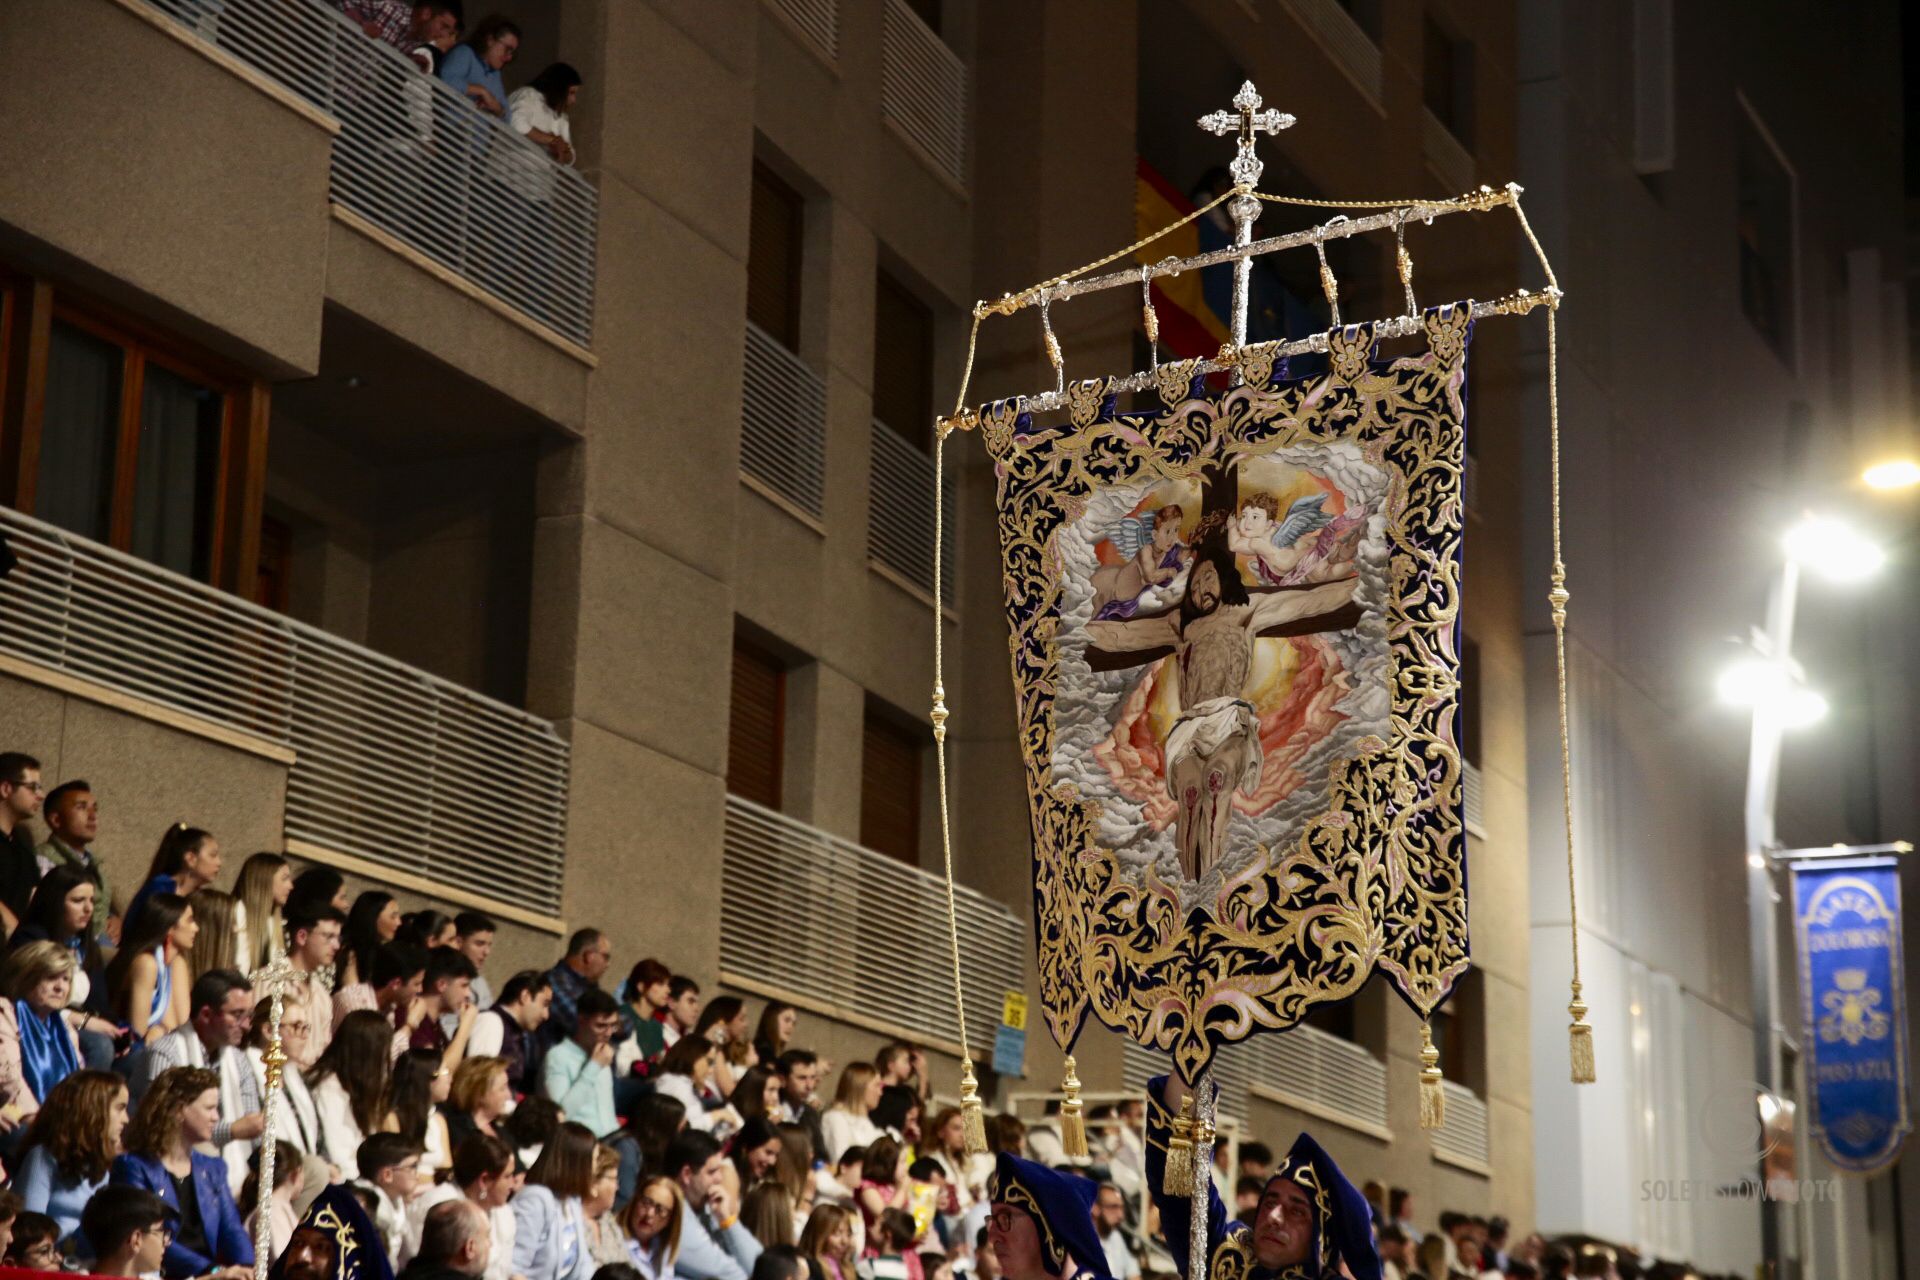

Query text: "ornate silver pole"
[1188, 1070, 1216, 1280]
[250, 935, 302, 1280]
[1198, 82, 1294, 353]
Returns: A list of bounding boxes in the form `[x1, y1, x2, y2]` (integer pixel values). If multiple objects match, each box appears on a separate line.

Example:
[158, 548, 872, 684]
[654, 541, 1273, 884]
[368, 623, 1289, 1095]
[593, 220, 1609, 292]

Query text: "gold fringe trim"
[1569, 985, 1596, 1084]
[1059, 1056, 1087, 1158]
[1164, 1095, 1195, 1197]
[1418, 1022, 1445, 1130]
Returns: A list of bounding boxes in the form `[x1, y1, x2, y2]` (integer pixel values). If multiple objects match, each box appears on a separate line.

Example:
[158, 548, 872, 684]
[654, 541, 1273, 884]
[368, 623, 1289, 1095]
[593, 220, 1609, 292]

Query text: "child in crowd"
[78, 1187, 174, 1280]
[4, 1211, 60, 1271]
[904, 1159, 946, 1248]
[356, 1133, 424, 1268]
[868, 1209, 923, 1280]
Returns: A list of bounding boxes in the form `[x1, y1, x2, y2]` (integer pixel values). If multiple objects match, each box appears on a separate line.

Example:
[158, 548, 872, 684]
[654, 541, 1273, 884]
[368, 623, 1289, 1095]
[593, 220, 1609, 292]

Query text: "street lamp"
[1725, 513, 1885, 1279]
[1861, 458, 1920, 491]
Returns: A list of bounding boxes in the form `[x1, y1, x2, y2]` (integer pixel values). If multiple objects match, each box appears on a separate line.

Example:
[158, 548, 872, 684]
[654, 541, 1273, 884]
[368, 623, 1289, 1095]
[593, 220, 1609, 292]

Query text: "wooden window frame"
[0, 266, 270, 595]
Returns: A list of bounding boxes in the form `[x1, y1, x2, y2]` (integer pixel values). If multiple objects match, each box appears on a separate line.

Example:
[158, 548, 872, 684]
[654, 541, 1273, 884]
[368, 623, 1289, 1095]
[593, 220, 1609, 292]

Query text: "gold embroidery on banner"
[1155, 358, 1200, 408]
[1067, 378, 1106, 428]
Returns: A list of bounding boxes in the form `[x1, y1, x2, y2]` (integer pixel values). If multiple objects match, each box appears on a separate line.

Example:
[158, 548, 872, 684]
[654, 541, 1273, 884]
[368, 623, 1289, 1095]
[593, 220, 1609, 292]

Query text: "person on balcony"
[124, 825, 223, 938]
[104, 894, 195, 1047]
[438, 15, 520, 118]
[335, 0, 460, 59]
[34, 779, 115, 944]
[507, 64, 579, 168]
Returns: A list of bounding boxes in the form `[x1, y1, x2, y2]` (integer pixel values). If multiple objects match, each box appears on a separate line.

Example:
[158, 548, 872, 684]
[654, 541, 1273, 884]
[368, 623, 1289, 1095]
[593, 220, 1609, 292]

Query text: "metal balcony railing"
[764, 0, 838, 61]
[719, 795, 1024, 1053]
[1123, 1020, 1390, 1135]
[880, 0, 968, 187]
[1463, 760, 1486, 835]
[142, 0, 598, 346]
[741, 324, 827, 521]
[868, 419, 956, 606]
[1431, 1079, 1492, 1168]
[0, 507, 570, 915]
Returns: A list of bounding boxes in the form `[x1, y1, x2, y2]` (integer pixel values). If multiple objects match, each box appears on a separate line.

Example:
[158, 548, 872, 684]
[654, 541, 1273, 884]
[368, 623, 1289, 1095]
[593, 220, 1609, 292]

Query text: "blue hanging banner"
[1791, 858, 1912, 1172]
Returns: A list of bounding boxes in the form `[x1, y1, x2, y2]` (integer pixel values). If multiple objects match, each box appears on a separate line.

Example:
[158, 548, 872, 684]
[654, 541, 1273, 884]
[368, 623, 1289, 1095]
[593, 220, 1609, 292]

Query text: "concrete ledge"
[0, 652, 297, 766]
[285, 837, 567, 935]
[107, 0, 342, 137]
[722, 971, 968, 1059]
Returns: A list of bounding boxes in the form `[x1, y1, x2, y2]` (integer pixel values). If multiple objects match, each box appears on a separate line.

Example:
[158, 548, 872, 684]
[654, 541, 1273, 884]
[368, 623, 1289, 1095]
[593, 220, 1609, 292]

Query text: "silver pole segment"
[1188, 1070, 1215, 1280]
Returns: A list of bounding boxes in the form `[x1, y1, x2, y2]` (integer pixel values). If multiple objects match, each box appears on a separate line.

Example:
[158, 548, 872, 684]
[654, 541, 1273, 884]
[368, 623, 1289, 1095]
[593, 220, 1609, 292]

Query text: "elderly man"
[399, 1199, 492, 1280]
[985, 1152, 1112, 1280]
[1147, 1075, 1379, 1280]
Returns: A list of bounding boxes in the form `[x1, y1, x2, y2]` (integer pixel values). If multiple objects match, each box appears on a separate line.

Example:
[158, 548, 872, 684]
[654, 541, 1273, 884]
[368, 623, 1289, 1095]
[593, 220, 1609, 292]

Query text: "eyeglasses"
[637, 1199, 675, 1218]
[143, 1223, 175, 1244]
[989, 1208, 1024, 1233]
[4, 779, 43, 794]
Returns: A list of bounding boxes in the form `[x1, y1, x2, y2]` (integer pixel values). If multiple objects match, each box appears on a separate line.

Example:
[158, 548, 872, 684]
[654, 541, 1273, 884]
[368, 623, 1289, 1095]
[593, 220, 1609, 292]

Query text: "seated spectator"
[288, 866, 351, 919]
[283, 904, 347, 1070]
[620, 1175, 683, 1280]
[611, 1094, 686, 1211]
[583, 1143, 626, 1269]
[870, 1087, 921, 1149]
[797, 1205, 856, 1280]
[233, 853, 293, 977]
[451, 913, 499, 1017]
[398, 910, 458, 951]
[0, 941, 84, 1122]
[438, 15, 520, 117]
[246, 997, 322, 1158]
[866, 1210, 919, 1280]
[80, 1186, 176, 1280]
[358, 1132, 425, 1268]
[739, 1184, 793, 1250]
[470, 969, 552, 1096]
[853, 1137, 907, 1255]
[13, 867, 110, 1022]
[16, 1069, 127, 1243]
[402, 1134, 519, 1280]
[730, 1118, 781, 1191]
[343, 892, 403, 990]
[769, 1127, 816, 1231]
[0, 755, 43, 936]
[187, 888, 242, 978]
[615, 959, 671, 1079]
[104, 893, 195, 1045]
[751, 1246, 804, 1280]
[125, 826, 222, 937]
[664, 1130, 760, 1280]
[403, 1198, 493, 1280]
[512, 1121, 598, 1280]
[920, 1108, 979, 1224]
[413, 948, 479, 1066]
[445, 1055, 512, 1152]
[109, 1065, 255, 1279]
[394, 1048, 454, 1178]
[33, 778, 113, 944]
[691, 999, 755, 1100]
[335, 942, 429, 1062]
[129, 968, 264, 1193]
[658, 979, 701, 1051]
[652, 1036, 738, 1137]
[507, 63, 581, 167]
[238, 1140, 302, 1260]
[310, 1009, 398, 1182]
[750, 1005, 795, 1070]
[5, 1210, 58, 1270]
[773, 1052, 824, 1161]
[818, 1065, 881, 1166]
[543, 930, 612, 1052]
[544, 988, 621, 1138]
[1092, 1182, 1137, 1280]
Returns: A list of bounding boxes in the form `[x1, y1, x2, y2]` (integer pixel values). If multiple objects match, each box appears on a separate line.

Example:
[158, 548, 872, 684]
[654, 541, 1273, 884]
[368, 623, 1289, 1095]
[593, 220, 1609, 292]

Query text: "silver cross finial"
[1198, 80, 1295, 190]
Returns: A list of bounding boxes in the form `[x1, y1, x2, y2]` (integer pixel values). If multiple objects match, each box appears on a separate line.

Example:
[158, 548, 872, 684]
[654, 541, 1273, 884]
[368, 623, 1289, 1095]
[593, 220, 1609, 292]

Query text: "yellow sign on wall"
[1002, 991, 1029, 1031]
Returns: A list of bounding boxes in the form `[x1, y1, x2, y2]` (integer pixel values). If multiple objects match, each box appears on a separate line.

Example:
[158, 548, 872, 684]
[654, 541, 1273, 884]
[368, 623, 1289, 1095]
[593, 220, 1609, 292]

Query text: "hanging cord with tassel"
[1418, 1022, 1445, 1129]
[1059, 1055, 1087, 1158]
[929, 424, 990, 1150]
[1510, 195, 1593, 1085]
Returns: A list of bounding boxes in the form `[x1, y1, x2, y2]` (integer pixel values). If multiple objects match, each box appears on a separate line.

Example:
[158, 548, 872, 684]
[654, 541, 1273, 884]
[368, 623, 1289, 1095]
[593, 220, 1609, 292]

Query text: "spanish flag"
[1134, 158, 1233, 358]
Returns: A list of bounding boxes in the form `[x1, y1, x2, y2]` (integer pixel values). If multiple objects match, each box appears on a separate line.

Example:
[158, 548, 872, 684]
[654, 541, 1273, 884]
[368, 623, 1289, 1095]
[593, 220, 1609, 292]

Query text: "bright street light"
[1717, 657, 1788, 707]
[1781, 686, 1829, 728]
[1780, 514, 1886, 582]
[1862, 458, 1920, 491]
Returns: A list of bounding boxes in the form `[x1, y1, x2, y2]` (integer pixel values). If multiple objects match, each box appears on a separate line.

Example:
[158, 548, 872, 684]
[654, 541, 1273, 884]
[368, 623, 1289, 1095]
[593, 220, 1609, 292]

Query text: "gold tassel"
[1163, 1095, 1195, 1197]
[1059, 1056, 1087, 1158]
[1418, 1023, 1445, 1130]
[1569, 984, 1596, 1084]
[959, 1059, 989, 1155]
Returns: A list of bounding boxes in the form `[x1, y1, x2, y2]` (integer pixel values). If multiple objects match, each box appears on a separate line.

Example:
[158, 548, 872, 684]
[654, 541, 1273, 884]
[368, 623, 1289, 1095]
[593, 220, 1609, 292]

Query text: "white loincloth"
[1163, 696, 1263, 798]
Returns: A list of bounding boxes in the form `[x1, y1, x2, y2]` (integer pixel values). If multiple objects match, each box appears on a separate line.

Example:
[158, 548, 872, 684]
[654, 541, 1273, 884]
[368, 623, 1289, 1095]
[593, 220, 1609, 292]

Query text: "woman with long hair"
[15, 1068, 127, 1242]
[12, 867, 108, 1014]
[340, 892, 401, 989]
[852, 1135, 907, 1255]
[245, 998, 319, 1157]
[445, 1055, 512, 1151]
[396, 909, 457, 950]
[771, 1124, 815, 1224]
[818, 1063, 882, 1165]
[730, 1116, 782, 1190]
[652, 1037, 737, 1135]
[437, 13, 520, 117]
[740, 1182, 795, 1250]
[729, 1066, 782, 1125]
[609, 1091, 685, 1210]
[125, 825, 222, 934]
[105, 893, 195, 1044]
[692, 997, 756, 1097]
[390, 1048, 452, 1177]
[307, 1009, 394, 1181]
[751, 1002, 796, 1067]
[920, 1107, 983, 1226]
[109, 1065, 254, 1279]
[798, 1203, 859, 1280]
[620, 1175, 683, 1280]
[512, 1120, 597, 1280]
[232, 853, 292, 976]
[0, 942, 84, 1119]
[238, 1139, 301, 1260]
[287, 866, 349, 918]
[582, 1142, 626, 1268]
[186, 888, 238, 980]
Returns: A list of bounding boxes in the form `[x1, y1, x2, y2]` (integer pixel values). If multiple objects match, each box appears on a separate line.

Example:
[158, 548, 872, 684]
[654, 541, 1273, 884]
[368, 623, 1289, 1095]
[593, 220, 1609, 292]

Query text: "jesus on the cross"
[1084, 504, 1363, 883]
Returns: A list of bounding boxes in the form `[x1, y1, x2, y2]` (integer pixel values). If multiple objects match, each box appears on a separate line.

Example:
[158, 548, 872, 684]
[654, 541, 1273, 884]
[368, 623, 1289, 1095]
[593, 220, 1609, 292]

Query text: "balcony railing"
[741, 324, 827, 522]
[0, 506, 570, 917]
[1463, 760, 1486, 835]
[1123, 1021, 1390, 1135]
[719, 795, 1024, 1053]
[143, 0, 598, 347]
[1431, 1079, 1492, 1169]
[868, 419, 956, 607]
[764, 0, 838, 62]
[881, 0, 968, 187]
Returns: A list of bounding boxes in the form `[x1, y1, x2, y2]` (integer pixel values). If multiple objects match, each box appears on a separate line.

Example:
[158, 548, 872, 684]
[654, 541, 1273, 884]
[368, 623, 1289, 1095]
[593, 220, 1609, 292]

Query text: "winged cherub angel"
[1091, 503, 1191, 620]
[1228, 492, 1368, 586]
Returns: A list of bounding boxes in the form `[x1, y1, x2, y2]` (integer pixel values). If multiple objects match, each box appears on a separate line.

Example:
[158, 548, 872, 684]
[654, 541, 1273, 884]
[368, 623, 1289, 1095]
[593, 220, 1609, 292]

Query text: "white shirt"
[311, 1075, 367, 1180]
[403, 1184, 518, 1280]
[495, 86, 574, 200]
[819, 1109, 882, 1165]
[247, 1045, 322, 1156]
[1101, 1228, 1140, 1280]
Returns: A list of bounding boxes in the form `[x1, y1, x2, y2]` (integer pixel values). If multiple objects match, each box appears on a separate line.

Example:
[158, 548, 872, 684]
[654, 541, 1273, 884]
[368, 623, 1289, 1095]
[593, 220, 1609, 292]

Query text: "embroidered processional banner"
[985, 307, 1473, 1080]
[1792, 858, 1911, 1173]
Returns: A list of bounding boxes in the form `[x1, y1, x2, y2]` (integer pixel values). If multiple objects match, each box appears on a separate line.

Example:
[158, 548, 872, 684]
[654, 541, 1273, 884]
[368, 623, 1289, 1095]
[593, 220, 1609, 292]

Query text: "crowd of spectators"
[0, 745, 1725, 1280]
